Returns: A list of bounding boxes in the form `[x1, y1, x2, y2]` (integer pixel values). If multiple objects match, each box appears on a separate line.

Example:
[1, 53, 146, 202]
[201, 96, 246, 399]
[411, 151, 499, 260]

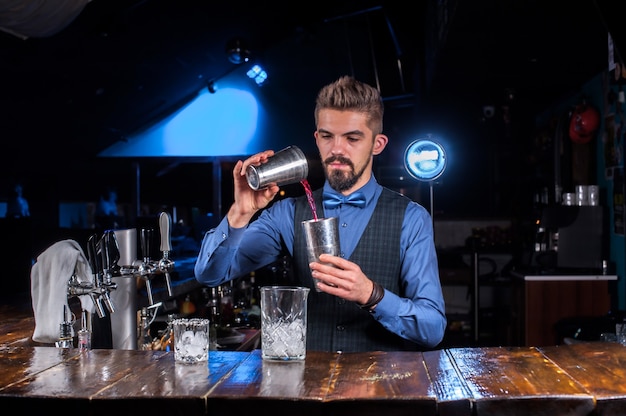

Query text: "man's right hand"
[227, 150, 280, 228]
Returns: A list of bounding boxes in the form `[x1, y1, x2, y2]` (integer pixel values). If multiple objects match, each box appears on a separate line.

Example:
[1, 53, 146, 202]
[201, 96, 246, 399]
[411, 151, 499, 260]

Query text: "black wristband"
[359, 282, 385, 310]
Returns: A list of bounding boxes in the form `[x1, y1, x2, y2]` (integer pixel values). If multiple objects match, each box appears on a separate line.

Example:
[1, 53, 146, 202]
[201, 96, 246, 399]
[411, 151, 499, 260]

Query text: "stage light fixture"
[246, 64, 268, 86]
[207, 80, 217, 94]
[403, 135, 447, 235]
[204, 40, 268, 94]
[226, 38, 251, 65]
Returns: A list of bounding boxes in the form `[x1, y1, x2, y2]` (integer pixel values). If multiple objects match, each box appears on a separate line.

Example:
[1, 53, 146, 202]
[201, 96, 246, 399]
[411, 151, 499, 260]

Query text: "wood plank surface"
[539, 342, 626, 416]
[0, 308, 40, 347]
[327, 351, 437, 416]
[447, 346, 596, 416]
[0, 346, 80, 387]
[1, 342, 625, 415]
[0, 347, 160, 413]
[92, 350, 248, 416]
[208, 349, 333, 415]
[422, 348, 473, 416]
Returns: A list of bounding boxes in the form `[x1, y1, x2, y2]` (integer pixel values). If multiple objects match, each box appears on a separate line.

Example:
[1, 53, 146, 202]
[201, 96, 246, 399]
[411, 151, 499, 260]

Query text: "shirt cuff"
[370, 289, 395, 316]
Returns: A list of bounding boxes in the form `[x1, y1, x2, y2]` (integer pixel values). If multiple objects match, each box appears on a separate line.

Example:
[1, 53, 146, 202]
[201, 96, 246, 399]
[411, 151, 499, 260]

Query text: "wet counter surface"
[1, 293, 625, 416]
[0, 343, 625, 416]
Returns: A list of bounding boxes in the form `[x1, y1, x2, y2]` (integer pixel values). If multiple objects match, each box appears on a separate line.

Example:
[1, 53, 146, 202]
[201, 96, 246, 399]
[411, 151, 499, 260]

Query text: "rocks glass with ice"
[173, 318, 210, 363]
[260, 286, 310, 361]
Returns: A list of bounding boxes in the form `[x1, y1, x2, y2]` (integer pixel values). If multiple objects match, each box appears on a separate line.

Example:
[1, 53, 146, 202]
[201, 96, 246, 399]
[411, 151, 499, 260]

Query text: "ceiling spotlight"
[207, 80, 217, 94]
[246, 64, 268, 86]
[226, 38, 251, 65]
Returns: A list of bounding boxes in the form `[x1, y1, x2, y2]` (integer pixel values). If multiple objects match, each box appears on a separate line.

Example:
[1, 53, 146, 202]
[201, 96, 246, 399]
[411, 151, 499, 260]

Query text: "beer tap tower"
[66, 211, 175, 349]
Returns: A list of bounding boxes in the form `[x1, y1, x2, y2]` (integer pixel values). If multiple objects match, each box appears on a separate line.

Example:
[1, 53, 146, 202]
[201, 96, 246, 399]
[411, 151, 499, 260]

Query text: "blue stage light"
[246, 64, 268, 86]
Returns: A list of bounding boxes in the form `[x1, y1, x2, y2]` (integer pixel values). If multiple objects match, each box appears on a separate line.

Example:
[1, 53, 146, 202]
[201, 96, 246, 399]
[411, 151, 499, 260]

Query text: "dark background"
[0, 0, 619, 244]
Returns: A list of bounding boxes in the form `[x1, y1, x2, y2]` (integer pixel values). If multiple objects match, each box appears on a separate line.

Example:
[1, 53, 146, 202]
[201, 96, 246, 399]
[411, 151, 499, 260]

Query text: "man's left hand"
[309, 254, 373, 305]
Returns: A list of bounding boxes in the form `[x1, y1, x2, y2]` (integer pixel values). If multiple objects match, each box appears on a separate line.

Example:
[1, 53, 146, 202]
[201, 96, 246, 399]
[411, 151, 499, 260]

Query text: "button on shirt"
[194, 175, 446, 348]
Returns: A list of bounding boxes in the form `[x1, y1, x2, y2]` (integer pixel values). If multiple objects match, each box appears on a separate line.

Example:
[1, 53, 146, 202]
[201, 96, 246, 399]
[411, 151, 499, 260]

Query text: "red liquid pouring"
[300, 179, 318, 220]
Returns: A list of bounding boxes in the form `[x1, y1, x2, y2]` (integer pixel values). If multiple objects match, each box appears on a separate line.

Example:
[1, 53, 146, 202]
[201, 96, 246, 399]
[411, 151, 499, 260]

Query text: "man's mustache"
[324, 156, 353, 168]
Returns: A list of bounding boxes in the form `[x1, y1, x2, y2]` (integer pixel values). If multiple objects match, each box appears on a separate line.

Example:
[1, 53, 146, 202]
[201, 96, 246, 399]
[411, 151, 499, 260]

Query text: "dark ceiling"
[429, 1, 610, 111]
[0, 0, 618, 213]
[1, 0, 427, 165]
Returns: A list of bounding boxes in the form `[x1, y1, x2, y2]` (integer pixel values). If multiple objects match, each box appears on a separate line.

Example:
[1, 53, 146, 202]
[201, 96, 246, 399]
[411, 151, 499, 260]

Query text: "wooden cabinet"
[510, 272, 616, 346]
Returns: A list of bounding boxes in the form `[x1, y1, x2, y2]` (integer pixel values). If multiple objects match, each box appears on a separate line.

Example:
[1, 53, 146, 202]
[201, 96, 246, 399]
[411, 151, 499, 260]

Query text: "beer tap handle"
[87, 234, 101, 285]
[99, 234, 110, 279]
[102, 231, 121, 277]
[87, 234, 108, 317]
[140, 228, 153, 262]
[159, 212, 174, 297]
[139, 227, 156, 303]
[159, 211, 172, 255]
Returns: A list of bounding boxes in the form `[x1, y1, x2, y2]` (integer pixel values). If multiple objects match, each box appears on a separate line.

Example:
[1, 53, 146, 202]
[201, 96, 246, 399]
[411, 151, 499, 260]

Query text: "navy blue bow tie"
[323, 191, 366, 209]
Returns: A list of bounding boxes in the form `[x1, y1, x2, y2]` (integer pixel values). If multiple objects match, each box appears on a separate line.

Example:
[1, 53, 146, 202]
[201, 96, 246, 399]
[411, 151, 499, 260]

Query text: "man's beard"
[323, 156, 366, 192]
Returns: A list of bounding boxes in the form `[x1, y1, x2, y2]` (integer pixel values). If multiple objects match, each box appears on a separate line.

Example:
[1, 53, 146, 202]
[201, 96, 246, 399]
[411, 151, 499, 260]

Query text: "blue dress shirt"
[194, 175, 447, 348]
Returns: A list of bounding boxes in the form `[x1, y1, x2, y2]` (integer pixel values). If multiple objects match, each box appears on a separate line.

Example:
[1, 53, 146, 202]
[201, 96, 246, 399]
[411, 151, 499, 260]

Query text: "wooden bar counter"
[1, 343, 625, 416]
[2, 298, 626, 415]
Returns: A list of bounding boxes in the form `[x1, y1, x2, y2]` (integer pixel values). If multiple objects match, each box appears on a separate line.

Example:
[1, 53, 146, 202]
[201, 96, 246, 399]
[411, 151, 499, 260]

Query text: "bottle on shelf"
[249, 271, 258, 307]
[138, 307, 152, 351]
[180, 294, 196, 316]
[206, 287, 221, 325]
[219, 281, 234, 327]
[159, 314, 174, 351]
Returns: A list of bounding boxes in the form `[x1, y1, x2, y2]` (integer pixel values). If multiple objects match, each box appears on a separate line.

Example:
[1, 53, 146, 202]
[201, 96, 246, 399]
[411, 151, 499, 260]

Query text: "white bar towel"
[30, 239, 95, 343]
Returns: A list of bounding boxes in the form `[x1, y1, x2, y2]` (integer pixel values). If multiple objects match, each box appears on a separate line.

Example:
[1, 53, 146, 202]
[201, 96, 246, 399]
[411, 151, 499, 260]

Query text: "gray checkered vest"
[293, 187, 418, 352]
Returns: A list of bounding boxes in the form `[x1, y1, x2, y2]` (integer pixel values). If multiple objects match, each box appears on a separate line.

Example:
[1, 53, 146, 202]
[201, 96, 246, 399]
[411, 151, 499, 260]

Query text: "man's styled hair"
[314, 75, 384, 135]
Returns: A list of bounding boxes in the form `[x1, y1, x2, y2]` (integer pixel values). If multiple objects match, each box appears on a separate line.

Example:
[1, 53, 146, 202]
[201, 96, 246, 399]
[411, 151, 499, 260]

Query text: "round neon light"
[403, 139, 447, 181]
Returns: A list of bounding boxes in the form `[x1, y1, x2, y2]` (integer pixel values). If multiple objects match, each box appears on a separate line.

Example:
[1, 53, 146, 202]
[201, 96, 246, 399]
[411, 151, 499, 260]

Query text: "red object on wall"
[569, 103, 600, 144]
